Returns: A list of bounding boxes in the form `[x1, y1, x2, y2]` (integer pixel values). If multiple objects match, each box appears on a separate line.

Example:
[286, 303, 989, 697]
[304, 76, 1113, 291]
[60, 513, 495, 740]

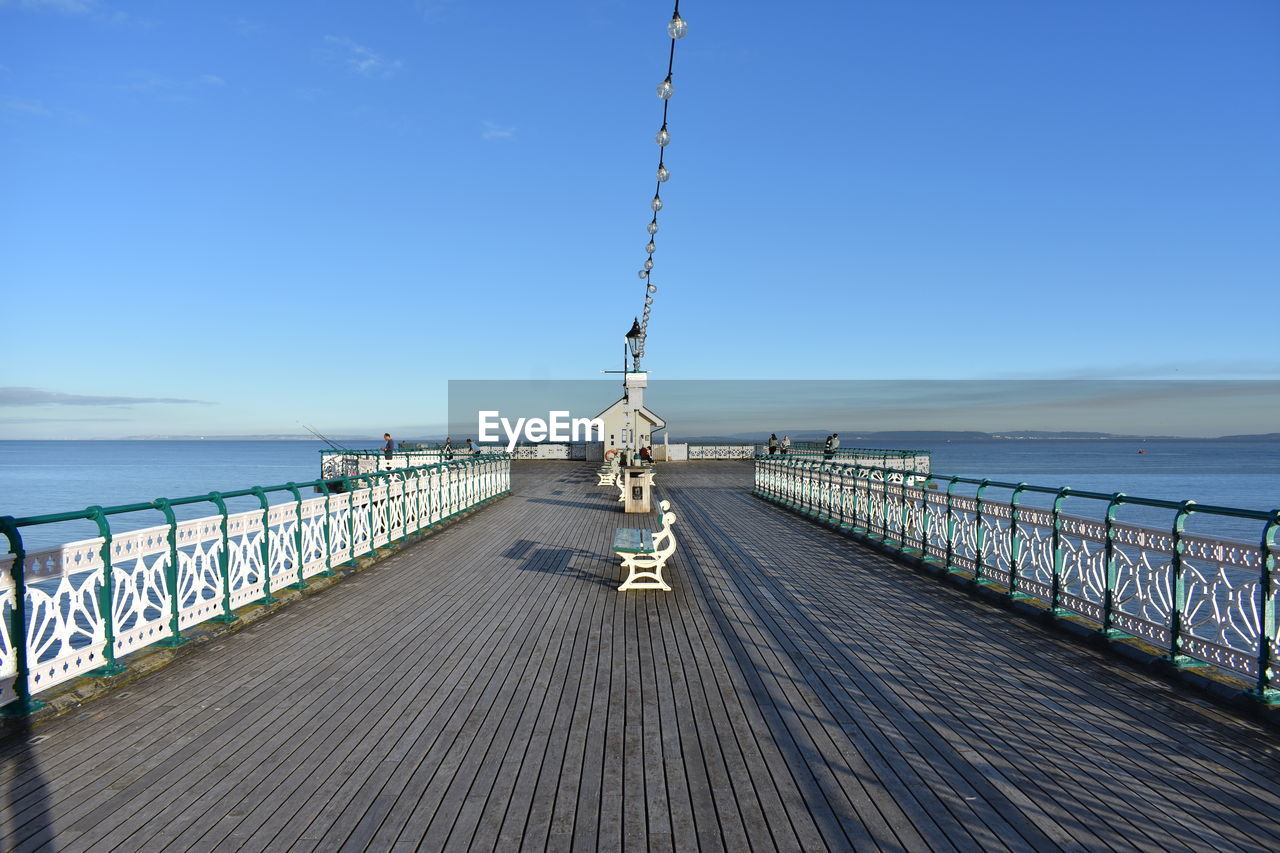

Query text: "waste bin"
[622, 466, 653, 514]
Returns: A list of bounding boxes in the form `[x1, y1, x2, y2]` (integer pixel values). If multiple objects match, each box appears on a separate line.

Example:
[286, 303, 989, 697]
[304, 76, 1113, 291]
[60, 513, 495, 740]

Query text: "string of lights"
[632, 2, 687, 364]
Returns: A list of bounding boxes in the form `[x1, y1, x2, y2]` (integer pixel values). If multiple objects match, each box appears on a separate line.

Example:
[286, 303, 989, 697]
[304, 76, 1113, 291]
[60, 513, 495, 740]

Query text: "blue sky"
[2, 0, 1277, 439]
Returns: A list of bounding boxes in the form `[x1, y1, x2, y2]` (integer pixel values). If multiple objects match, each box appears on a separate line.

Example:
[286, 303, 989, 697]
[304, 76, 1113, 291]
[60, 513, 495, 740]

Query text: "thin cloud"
[1, 98, 50, 117]
[234, 16, 263, 36]
[199, 74, 225, 86]
[0, 416, 130, 424]
[4, 0, 137, 25]
[6, 0, 100, 13]
[323, 36, 403, 78]
[0, 387, 212, 407]
[481, 120, 515, 141]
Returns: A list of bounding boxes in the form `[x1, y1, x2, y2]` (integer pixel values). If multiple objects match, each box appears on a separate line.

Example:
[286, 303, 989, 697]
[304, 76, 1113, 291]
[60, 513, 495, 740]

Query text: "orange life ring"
[604, 449, 619, 461]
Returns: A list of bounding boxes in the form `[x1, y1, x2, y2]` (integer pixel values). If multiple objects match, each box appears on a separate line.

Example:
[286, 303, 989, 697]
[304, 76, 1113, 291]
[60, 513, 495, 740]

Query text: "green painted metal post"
[1099, 494, 1131, 639]
[1008, 485, 1031, 600]
[944, 479, 959, 573]
[251, 487, 278, 605]
[153, 499, 188, 647]
[87, 507, 126, 676]
[0, 516, 44, 715]
[879, 466, 890, 542]
[898, 472, 912, 552]
[973, 481, 993, 585]
[1249, 513, 1279, 704]
[285, 483, 308, 590]
[918, 475, 935, 562]
[1165, 501, 1206, 667]
[1049, 488, 1071, 616]
[209, 493, 238, 624]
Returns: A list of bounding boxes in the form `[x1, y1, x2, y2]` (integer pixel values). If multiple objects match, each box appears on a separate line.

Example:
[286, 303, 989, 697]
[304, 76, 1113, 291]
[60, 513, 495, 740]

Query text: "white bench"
[597, 456, 621, 486]
[612, 499, 678, 591]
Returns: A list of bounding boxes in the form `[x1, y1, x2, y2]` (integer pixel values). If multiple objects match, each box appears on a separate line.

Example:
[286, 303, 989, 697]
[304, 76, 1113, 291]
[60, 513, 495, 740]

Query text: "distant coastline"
[7, 431, 1275, 443]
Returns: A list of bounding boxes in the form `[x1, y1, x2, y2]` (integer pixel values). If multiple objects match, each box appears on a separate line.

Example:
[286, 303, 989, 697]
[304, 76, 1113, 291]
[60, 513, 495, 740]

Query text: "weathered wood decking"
[2, 461, 1278, 852]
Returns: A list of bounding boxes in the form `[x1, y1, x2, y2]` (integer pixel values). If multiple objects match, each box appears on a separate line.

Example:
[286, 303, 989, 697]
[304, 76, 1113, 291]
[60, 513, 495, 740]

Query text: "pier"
[4, 460, 1278, 851]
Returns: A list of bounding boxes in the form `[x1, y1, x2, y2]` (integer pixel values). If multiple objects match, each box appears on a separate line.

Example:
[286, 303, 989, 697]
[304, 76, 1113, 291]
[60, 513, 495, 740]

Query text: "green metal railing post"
[924, 475, 941, 561]
[285, 483, 308, 590]
[0, 516, 44, 715]
[315, 480, 338, 577]
[153, 498, 188, 647]
[973, 481, 991, 585]
[898, 471, 912, 552]
[251, 487, 278, 605]
[1166, 501, 1205, 667]
[209, 492, 238, 624]
[1049, 488, 1071, 616]
[879, 465, 890, 542]
[1009, 485, 1031, 600]
[1099, 494, 1131, 639]
[87, 507, 126, 676]
[1248, 512, 1279, 704]
[944, 479, 959, 573]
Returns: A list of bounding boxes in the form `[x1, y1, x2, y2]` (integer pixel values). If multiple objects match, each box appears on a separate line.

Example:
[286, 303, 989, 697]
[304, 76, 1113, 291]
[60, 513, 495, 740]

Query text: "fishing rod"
[301, 423, 349, 452]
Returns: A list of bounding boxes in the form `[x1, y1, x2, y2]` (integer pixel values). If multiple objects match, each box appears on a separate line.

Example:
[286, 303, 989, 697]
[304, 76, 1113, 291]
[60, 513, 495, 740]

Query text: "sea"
[1, 439, 1278, 552]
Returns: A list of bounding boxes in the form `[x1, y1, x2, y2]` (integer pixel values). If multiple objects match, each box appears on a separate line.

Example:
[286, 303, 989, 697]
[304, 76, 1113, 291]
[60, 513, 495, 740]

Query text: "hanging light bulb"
[638, 269, 649, 279]
[651, 195, 663, 212]
[668, 15, 688, 39]
[656, 165, 669, 182]
[656, 77, 673, 100]
[647, 221, 659, 235]
[646, 240, 656, 254]
[647, 283, 657, 294]
[655, 127, 670, 147]
[645, 295, 653, 306]
[644, 258, 653, 270]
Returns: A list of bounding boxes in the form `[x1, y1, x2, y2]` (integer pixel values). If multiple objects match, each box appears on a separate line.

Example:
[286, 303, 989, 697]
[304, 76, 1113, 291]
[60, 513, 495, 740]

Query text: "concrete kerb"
[753, 490, 1280, 733]
[1, 492, 510, 739]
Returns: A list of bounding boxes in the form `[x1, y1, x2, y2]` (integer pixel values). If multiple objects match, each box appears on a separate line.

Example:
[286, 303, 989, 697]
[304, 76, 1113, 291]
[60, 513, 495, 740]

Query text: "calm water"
[1, 439, 1277, 551]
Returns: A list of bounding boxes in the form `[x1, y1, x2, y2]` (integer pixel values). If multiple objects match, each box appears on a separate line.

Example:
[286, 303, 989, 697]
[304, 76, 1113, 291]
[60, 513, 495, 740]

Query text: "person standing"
[830, 432, 840, 458]
[443, 437, 454, 461]
[823, 434, 833, 460]
[768, 434, 779, 455]
[465, 438, 476, 455]
[781, 435, 791, 455]
[381, 433, 395, 471]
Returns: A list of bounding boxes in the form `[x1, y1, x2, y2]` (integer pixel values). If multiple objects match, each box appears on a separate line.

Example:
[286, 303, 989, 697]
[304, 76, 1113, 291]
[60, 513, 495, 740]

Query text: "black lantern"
[625, 318, 643, 369]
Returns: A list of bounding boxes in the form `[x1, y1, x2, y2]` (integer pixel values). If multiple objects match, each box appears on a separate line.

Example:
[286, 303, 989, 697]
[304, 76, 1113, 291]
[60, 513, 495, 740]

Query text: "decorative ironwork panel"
[110, 524, 172, 657]
[298, 497, 330, 579]
[226, 510, 267, 610]
[266, 503, 300, 593]
[22, 538, 108, 695]
[177, 517, 225, 630]
[327, 493, 352, 565]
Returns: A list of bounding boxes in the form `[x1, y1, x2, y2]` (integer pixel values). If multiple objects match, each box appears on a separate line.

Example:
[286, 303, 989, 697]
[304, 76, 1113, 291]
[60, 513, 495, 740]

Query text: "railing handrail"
[752, 454, 1280, 703]
[0, 455, 513, 715]
[7, 453, 512, 529]
[753, 453, 1275, 521]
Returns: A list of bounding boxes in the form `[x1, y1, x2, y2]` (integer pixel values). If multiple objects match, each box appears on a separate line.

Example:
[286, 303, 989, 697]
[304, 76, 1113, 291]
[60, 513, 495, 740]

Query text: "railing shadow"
[1, 716, 54, 851]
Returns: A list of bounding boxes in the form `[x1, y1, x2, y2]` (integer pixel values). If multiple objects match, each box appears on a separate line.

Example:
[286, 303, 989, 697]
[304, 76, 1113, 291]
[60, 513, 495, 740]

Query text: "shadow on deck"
[2, 461, 1278, 852]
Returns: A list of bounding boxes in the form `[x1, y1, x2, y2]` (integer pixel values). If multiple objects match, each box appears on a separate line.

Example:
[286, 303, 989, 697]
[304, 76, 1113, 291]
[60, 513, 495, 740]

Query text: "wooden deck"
[3, 461, 1279, 852]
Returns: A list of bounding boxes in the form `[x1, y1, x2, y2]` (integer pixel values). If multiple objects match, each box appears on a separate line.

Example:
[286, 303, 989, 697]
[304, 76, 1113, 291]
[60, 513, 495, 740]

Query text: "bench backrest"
[651, 499, 678, 557]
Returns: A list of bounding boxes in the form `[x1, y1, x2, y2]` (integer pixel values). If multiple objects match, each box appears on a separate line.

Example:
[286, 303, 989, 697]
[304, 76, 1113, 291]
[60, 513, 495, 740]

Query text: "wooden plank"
[6, 461, 1280, 853]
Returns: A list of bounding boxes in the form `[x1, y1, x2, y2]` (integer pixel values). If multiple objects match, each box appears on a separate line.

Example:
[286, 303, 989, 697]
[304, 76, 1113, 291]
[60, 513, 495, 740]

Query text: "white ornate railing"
[0, 456, 511, 713]
[753, 456, 1280, 704]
